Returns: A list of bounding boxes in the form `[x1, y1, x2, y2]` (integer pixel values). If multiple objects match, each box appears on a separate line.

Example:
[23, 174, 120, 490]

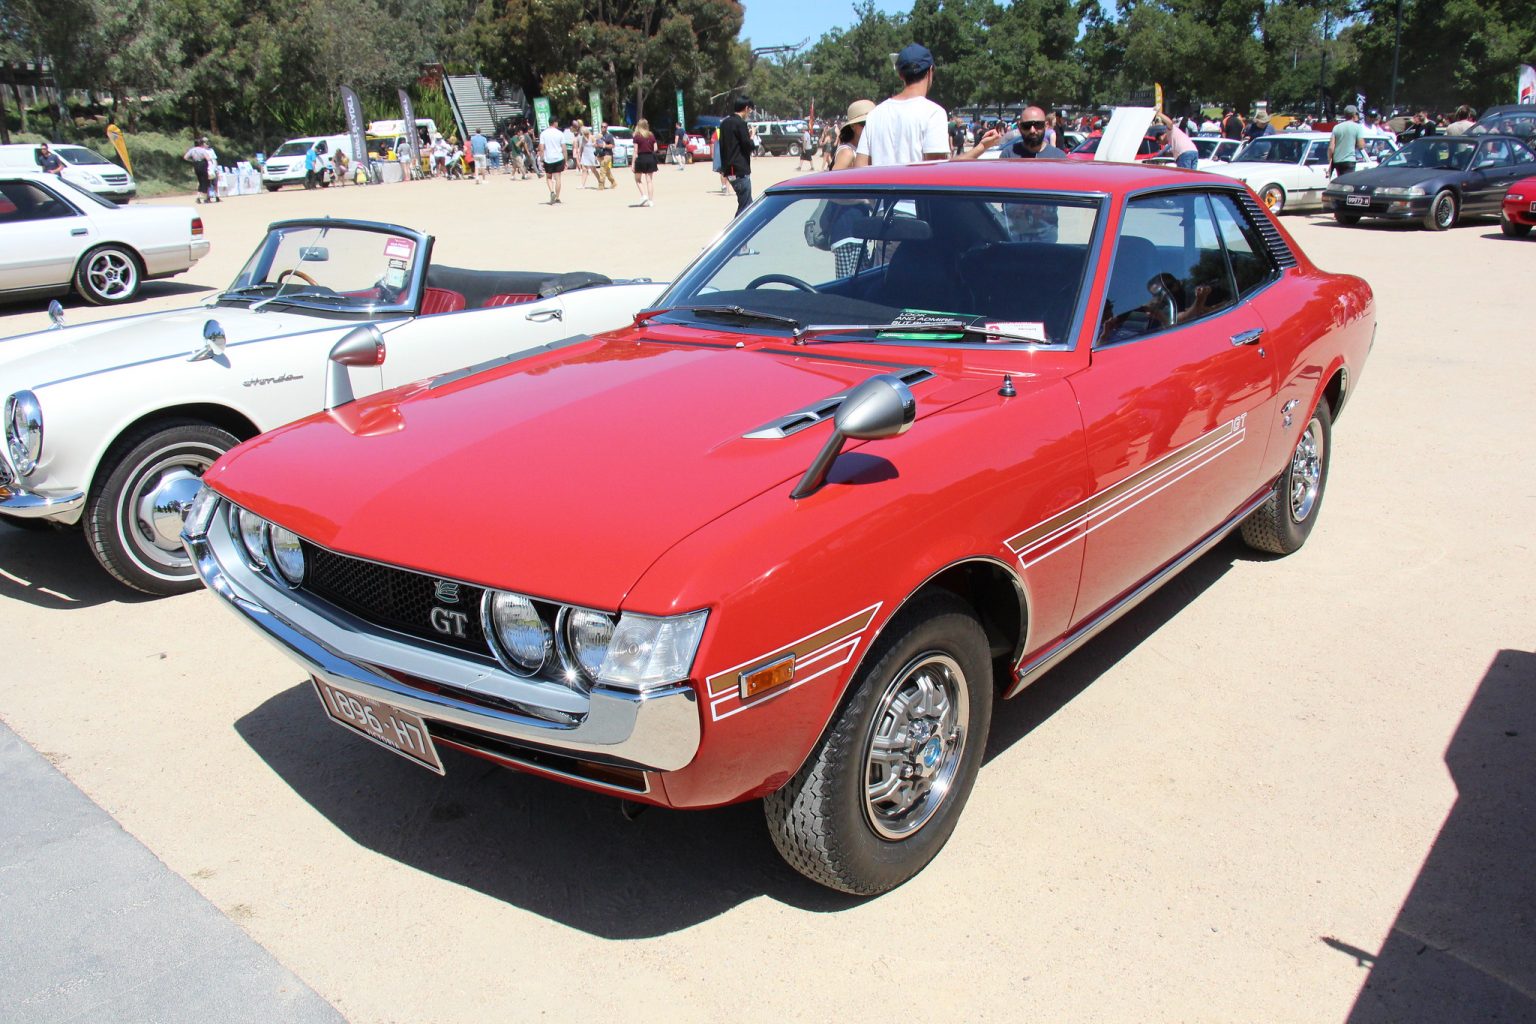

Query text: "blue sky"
[740, 1, 916, 48]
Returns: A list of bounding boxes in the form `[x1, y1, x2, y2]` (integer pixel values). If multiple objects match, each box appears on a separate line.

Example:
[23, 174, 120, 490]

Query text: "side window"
[0, 180, 78, 223]
[1210, 193, 1276, 297]
[1515, 144, 1535, 165]
[1306, 141, 1329, 165]
[1099, 193, 1235, 345]
[1477, 141, 1509, 168]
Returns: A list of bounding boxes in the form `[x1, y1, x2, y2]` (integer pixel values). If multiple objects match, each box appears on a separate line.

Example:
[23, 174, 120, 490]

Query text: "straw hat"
[844, 99, 876, 126]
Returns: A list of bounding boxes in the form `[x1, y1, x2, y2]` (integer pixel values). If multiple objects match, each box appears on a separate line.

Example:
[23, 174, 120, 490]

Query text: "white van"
[260, 134, 354, 190]
[0, 143, 137, 202]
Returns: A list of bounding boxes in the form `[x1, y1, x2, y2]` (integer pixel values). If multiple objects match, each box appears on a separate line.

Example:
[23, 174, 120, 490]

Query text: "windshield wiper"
[793, 321, 1051, 345]
[636, 304, 802, 331]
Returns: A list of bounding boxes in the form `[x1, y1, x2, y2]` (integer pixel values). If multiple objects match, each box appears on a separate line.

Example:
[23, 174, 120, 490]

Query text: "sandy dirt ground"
[2, 158, 1533, 1024]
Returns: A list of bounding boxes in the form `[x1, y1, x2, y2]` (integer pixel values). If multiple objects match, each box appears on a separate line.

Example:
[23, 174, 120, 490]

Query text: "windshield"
[655, 189, 1102, 346]
[272, 141, 315, 158]
[53, 175, 120, 209]
[223, 223, 424, 315]
[55, 146, 114, 166]
[1193, 138, 1228, 159]
[1383, 138, 1477, 170]
[1235, 137, 1306, 163]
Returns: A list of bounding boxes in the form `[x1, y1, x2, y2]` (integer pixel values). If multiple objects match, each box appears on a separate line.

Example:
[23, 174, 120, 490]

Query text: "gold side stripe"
[1007, 419, 1241, 555]
[705, 604, 880, 698]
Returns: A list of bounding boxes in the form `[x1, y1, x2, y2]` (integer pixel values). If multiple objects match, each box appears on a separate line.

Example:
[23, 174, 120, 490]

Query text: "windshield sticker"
[984, 321, 1047, 343]
[384, 237, 415, 261]
[388, 258, 407, 271]
[879, 308, 969, 340]
[384, 265, 408, 289]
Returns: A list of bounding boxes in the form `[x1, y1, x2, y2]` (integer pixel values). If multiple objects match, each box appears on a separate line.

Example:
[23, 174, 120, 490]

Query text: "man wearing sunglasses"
[996, 106, 1067, 160]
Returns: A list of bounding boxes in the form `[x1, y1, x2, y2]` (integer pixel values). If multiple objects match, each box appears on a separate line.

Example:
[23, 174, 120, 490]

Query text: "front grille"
[300, 543, 493, 661]
[101, 173, 129, 184]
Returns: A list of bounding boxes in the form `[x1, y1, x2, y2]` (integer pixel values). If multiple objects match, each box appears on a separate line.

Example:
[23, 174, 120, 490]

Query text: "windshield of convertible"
[221, 223, 422, 314]
[654, 190, 1101, 346]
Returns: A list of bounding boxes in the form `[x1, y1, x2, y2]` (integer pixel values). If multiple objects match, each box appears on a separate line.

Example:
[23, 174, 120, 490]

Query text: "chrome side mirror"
[47, 299, 65, 329]
[791, 374, 916, 499]
[188, 319, 227, 361]
[324, 324, 386, 410]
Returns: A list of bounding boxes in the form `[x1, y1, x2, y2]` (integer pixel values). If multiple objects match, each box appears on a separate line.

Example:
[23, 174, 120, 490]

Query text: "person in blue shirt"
[303, 145, 321, 190]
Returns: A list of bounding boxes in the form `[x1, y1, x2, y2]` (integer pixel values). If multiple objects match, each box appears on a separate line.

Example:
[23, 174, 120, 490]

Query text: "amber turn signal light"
[739, 655, 795, 700]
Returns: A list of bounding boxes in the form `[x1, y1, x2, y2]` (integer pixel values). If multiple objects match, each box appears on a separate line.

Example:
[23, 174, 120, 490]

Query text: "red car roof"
[768, 158, 1205, 195]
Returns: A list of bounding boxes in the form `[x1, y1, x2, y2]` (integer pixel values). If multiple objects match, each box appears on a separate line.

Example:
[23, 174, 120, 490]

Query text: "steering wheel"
[746, 273, 817, 293]
[275, 268, 318, 287]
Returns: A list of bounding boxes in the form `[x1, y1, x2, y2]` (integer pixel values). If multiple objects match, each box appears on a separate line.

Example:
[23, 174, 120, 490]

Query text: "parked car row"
[0, 158, 1377, 895]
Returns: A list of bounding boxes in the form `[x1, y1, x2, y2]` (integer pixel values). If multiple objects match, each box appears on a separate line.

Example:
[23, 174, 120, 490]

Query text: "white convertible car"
[0, 217, 666, 593]
[1207, 131, 1398, 213]
[1, 171, 208, 305]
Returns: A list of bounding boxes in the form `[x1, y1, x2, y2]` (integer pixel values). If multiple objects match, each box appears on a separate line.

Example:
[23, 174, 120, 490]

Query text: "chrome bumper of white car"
[183, 499, 701, 774]
[0, 465, 86, 520]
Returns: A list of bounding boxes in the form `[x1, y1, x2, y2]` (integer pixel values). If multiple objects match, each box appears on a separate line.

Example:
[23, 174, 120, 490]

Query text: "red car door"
[1069, 189, 1278, 624]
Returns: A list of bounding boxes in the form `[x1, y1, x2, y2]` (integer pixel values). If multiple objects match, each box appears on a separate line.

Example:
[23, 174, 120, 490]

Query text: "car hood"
[207, 330, 1010, 609]
[1333, 165, 1459, 188]
[0, 305, 389, 393]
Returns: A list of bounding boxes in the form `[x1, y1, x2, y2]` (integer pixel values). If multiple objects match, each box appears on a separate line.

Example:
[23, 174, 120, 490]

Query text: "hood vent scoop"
[744, 367, 933, 440]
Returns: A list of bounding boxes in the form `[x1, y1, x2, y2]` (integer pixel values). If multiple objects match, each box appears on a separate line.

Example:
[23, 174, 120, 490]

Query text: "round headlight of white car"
[485, 591, 550, 675]
[5, 390, 43, 477]
[268, 526, 305, 586]
[560, 608, 616, 685]
[235, 508, 269, 568]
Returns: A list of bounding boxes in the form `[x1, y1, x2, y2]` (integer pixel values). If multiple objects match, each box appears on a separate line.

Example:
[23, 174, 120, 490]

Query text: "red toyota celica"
[184, 160, 1374, 895]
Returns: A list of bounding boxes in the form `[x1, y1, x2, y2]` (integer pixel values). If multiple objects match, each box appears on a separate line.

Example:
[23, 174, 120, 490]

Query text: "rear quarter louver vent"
[1237, 191, 1299, 269]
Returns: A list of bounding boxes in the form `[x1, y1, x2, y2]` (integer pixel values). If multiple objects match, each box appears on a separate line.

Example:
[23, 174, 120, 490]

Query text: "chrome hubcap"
[119, 445, 222, 576]
[863, 652, 968, 839]
[88, 251, 136, 298]
[1288, 417, 1324, 523]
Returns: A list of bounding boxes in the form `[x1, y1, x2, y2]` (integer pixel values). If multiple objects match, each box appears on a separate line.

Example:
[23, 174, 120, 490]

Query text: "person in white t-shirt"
[854, 44, 997, 166]
[538, 120, 567, 204]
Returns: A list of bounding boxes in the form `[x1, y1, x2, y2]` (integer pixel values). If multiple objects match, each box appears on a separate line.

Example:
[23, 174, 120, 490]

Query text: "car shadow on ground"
[1336, 649, 1536, 1022]
[0, 521, 156, 608]
[233, 535, 1254, 937]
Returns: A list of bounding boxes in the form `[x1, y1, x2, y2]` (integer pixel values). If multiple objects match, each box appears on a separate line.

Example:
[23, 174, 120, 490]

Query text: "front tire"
[764, 592, 993, 895]
[85, 421, 238, 595]
[1425, 189, 1457, 231]
[1333, 210, 1361, 225]
[1259, 183, 1286, 214]
[1241, 401, 1332, 555]
[1502, 212, 1532, 237]
[788, 142, 802, 158]
[75, 245, 142, 305]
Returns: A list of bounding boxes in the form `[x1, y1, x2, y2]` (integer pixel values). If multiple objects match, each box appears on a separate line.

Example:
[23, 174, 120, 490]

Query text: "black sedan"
[1322, 134, 1536, 230]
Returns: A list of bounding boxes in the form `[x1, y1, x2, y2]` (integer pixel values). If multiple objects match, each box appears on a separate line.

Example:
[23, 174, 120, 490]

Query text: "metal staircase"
[444, 74, 526, 137]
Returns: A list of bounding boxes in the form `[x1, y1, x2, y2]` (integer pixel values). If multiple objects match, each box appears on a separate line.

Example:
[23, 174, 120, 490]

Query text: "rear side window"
[1209, 193, 1276, 297]
[0, 180, 78, 222]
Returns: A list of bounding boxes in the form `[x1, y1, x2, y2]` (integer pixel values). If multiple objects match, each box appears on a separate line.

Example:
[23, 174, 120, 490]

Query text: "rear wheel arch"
[1321, 365, 1349, 424]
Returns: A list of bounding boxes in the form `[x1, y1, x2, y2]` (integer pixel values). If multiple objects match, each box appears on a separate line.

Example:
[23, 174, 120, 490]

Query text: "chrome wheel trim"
[86, 249, 137, 300]
[1288, 416, 1325, 524]
[1434, 194, 1454, 228]
[1261, 185, 1284, 212]
[116, 442, 222, 577]
[863, 651, 969, 840]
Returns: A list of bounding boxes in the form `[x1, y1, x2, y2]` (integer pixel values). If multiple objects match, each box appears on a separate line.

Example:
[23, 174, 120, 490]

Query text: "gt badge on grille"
[430, 606, 470, 638]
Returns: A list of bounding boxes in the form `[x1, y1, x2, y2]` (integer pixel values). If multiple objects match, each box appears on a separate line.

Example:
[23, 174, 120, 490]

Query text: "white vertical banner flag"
[1520, 65, 1535, 103]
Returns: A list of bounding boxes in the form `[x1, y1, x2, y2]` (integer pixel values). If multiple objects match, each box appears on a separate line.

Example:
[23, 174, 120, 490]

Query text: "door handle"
[70, 228, 88, 236]
[525, 308, 563, 322]
[1230, 328, 1265, 346]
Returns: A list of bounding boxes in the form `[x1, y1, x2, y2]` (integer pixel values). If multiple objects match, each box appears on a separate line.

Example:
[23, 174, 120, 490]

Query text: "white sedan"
[0, 171, 208, 305]
[1206, 131, 1398, 213]
[0, 217, 666, 593]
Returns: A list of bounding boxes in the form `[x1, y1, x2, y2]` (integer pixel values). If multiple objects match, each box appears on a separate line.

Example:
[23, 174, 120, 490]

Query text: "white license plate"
[1346, 195, 1370, 207]
[314, 679, 444, 774]
[1529, 201, 1536, 213]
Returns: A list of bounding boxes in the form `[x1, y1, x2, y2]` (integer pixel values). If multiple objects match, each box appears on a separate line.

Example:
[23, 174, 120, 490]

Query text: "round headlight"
[5, 390, 43, 477]
[561, 608, 615, 684]
[236, 508, 269, 568]
[268, 526, 305, 586]
[484, 591, 550, 675]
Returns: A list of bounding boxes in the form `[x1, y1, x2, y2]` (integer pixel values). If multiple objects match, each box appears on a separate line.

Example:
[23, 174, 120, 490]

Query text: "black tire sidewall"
[86, 421, 238, 594]
[798, 593, 994, 893]
[1428, 190, 1456, 230]
[75, 245, 141, 305]
[1276, 402, 1333, 549]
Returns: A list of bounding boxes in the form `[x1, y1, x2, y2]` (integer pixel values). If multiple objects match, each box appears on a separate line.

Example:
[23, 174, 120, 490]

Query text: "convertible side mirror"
[791, 374, 916, 499]
[47, 299, 65, 329]
[188, 319, 227, 361]
[324, 324, 387, 410]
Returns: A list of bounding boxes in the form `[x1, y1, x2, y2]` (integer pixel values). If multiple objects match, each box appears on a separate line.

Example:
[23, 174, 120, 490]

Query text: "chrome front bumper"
[184, 506, 702, 773]
[0, 470, 86, 520]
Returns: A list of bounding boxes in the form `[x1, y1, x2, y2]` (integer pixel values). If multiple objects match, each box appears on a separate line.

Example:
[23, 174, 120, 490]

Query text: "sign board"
[533, 96, 552, 132]
[589, 88, 603, 127]
[676, 89, 686, 131]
